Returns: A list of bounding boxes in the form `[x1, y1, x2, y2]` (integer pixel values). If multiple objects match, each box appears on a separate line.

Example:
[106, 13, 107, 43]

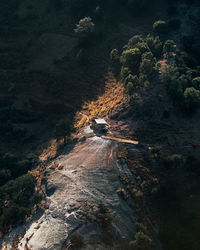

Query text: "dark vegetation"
[113, 1, 200, 249]
[0, 0, 200, 249]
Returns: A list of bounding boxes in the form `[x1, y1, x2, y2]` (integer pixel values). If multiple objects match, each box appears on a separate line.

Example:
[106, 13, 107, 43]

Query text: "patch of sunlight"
[75, 72, 127, 130]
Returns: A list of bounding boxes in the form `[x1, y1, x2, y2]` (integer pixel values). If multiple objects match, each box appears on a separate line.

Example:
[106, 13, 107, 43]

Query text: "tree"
[74, 17, 95, 36]
[120, 67, 132, 83]
[120, 48, 141, 73]
[184, 87, 200, 111]
[163, 40, 176, 54]
[139, 58, 154, 76]
[129, 232, 152, 250]
[110, 48, 119, 62]
[153, 20, 168, 34]
[145, 34, 162, 57]
[55, 119, 72, 144]
[192, 77, 200, 89]
[127, 82, 134, 95]
[128, 35, 143, 48]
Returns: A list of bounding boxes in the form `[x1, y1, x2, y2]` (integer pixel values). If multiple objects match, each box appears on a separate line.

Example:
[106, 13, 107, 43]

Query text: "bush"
[96, 204, 113, 229]
[135, 222, 148, 234]
[139, 58, 154, 76]
[0, 174, 37, 233]
[184, 87, 200, 111]
[192, 77, 200, 90]
[129, 232, 152, 250]
[135, 42, 150, 54]
[69, 234, 84, 248]
[120, 48, 141, 72]
[74, 16, 95, 35]
[126, 82, 134, 95]
[142, 51, 154, 60]
[149, 145, 162, 157]
[163, 40, 176, 54]
[138, 74, 149, 87]
[120, 67, 132, 82]
[153, 20, 168, 34]
[110, 48, 119, 62]
[124, 74, 139, 86]
[146, 35, 162, 57]
[128, 35, 143, 48]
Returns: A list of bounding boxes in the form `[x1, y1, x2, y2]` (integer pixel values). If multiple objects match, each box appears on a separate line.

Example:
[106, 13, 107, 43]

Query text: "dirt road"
[1, 126, 137, 250]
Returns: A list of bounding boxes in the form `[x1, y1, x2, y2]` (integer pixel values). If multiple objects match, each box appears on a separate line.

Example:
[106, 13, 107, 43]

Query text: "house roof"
[94, 119, 107, 125]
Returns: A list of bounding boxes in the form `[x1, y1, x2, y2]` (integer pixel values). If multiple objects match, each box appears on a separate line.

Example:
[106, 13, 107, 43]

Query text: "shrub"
[0, 203, 31, 233]
[163, 40, 176, 54]
[135, 42, 150, 54]
[124, 74, 139, 86]
[74, 17, 95, 36]
[120, 67, 132, 82]
[149, 145, 162, 157]
[110, 48, 119, 62]
[162, 67, 183, 103]
[153, 20, 168, 34]
[69, 234, 84, 248]
[129, 232, 152, 250]
[96, 204, 113, 229]
[126, 82, 134, 95]
[138, 74, 149, 87]
[192, 77, 200, 90]
[120, 48, 141, 72]
[128, 35, 143, 48]
[142, 51, 154, 60]
[183, 87, 200, 111]
[30, 192, 43, 204]
[178, 74, 190, 90]
[135, 222, 148, 234]
[139, 58, 154, 76]
[0, 174, 36, 233]
[146, 35, 162, 57]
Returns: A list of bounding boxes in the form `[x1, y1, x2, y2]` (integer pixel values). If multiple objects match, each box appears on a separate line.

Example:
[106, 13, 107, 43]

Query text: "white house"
[92, 119, 108, 133]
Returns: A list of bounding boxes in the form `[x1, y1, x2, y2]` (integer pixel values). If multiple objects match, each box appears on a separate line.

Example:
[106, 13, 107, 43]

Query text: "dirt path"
[1, 127, 138, 250]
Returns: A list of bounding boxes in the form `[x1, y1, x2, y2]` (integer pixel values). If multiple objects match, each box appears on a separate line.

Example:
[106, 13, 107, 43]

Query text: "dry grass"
[75, 72, 126, 130]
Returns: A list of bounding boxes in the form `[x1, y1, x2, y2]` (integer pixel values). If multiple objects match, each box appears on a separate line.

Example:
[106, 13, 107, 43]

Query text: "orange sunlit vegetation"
[75, 72, 127, 130]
